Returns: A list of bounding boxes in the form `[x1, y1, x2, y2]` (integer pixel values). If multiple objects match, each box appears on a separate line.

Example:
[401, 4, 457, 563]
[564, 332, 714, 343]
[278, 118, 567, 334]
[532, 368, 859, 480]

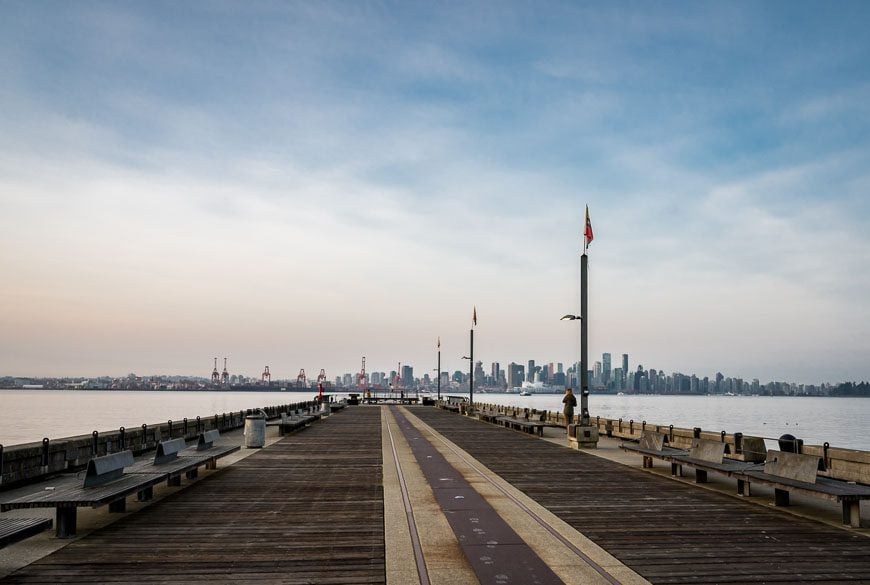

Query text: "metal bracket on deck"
[155, 438, 188, 464]
[197, 430, 220, 450]
[83, 451, 134, 487]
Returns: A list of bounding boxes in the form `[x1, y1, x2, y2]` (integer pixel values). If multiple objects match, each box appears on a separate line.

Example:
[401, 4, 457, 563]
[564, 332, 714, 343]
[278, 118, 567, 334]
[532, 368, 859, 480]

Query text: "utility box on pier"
[568, 424, 599, 449]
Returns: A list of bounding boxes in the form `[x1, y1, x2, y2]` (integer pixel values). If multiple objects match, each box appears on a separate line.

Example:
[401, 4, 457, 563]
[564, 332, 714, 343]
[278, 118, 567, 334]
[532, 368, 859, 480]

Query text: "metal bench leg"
[168, 475, 182, 487]
[206, 458, 217, 470]
[56, 507, 77, 538]
[737, 479, 751, 496]
[843, 501, 861, 528]
[186, 468, 199, 480]
[643, 456, 653, 469]
[670, 463, 682, 477]
[109, 497, 126, 513]
[774, 488, 790, 506]
[138, 486, 154, 501]
[695, 469, 708, 483]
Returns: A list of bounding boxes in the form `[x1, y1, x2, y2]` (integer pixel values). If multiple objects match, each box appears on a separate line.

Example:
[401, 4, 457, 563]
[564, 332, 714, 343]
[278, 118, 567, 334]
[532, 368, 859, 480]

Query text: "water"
[455, 392, 870, 450]
[0, 389, 328, 446]
[1, 390, 869, 451]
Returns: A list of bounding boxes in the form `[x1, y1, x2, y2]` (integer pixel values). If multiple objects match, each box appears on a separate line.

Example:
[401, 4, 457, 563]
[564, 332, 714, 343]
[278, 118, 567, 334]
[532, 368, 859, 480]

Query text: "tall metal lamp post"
[561, 211, 599, 447]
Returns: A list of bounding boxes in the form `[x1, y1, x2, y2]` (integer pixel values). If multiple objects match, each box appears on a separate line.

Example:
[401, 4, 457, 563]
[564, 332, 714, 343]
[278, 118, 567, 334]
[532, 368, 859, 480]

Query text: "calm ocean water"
[1, 389, 869, 451]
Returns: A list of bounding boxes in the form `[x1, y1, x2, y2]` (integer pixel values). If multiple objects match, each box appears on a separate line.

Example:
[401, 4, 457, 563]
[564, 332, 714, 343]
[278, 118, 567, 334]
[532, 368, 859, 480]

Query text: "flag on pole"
[584, 205, 594, 248]
[472, 306, 477, 326]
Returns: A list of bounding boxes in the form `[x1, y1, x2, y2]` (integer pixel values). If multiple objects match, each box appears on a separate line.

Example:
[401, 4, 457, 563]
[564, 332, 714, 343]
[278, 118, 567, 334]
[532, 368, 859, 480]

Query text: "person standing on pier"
[563, 388, 577, 426]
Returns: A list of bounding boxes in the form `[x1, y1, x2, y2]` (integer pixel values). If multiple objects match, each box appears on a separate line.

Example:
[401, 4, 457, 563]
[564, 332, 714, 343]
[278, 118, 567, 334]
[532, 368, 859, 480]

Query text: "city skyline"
[2, 3, 870, 383]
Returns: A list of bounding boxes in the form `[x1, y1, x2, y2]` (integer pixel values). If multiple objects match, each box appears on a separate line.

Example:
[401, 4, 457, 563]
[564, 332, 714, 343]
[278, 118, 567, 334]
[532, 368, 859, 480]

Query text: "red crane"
[262, 365, 271, 384]
[296, 369, 307, 388]
[211, 357, 220, 384]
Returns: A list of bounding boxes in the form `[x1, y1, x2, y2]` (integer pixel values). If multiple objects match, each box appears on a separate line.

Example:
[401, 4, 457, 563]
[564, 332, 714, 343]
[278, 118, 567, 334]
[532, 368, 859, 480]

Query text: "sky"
[1, 1, 869, 384]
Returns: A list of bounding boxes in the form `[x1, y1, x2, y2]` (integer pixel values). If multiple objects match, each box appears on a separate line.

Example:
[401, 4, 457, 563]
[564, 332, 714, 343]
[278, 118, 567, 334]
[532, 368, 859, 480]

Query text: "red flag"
[472, 306, 477, 326]
[584, 205, 594, 247]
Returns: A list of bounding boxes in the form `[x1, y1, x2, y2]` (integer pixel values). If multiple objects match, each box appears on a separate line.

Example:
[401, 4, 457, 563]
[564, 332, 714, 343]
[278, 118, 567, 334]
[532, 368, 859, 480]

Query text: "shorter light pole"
[462, 355, 472, 409]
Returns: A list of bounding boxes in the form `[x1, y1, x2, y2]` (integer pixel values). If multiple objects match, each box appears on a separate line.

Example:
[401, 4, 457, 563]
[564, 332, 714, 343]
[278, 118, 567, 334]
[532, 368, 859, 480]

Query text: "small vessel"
[519, 390, 531, 396]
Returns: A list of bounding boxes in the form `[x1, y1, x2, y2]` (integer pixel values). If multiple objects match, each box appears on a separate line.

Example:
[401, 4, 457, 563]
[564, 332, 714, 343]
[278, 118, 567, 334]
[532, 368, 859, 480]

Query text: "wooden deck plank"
[0, 408, 385, 585]
[410, 406, 870, 584]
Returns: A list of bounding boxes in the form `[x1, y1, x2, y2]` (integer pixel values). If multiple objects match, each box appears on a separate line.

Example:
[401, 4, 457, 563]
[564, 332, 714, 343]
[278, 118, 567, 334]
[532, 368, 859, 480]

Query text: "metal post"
[469, 328, 474, 408]
[437, 347, 441, 401]
[580, 252, 590, 426]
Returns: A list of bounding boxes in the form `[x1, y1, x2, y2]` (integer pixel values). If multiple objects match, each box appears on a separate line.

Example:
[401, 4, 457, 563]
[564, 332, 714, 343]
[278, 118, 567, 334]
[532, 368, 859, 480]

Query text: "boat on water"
[519, 390, 532, 396]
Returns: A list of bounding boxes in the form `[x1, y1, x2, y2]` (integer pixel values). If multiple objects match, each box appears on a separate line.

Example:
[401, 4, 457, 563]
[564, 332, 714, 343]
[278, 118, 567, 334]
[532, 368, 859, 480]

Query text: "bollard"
[119, 427, 126, 449]
[721, 430, 726, 443]
[629, 420, 634, 433]
[142, 424, 148, 449]
[196, 416, 201, 433]
[693, 427, 701, 439]
[168, 420, 173, 439]
[92, 431, 99, 456]
[183, 418, 188, 437]
[642, 420, 646, 431]
[669, 425, 674, 442]
[41, 438, 49, 467]
[735, 432, 743, 454]
[618, 418, 623, 432]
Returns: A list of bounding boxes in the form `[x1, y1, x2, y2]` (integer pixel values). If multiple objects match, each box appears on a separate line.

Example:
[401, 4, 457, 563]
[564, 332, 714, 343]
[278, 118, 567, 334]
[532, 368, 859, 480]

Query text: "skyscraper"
[622, 354, 629, 379]
[602, 353, 611, 385]
[507, 362, 525, 389]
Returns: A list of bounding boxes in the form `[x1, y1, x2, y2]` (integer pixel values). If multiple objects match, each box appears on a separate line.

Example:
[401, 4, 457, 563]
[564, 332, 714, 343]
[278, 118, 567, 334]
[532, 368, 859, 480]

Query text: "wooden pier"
[2, 405, 869, 584]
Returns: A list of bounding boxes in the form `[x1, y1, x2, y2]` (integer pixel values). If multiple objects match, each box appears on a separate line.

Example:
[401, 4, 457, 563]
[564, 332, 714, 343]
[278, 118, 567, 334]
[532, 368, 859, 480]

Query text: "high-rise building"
[622, 354, 628, 378]
[602, 353, 612, 385]
[473, 361, 485, 387]
[507, 363, 525, 388]
[402, 365, 414, 389]
[491, 362, 500, 382]
[527, 360, 535, 383]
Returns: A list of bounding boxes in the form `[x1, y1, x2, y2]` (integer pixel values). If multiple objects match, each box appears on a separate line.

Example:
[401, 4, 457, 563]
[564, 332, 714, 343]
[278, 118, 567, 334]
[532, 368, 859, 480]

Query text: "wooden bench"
[497, 416, 546, 437]
[668, 438, 764, 492]
[0, 451, 165, 538]
[620, 431, 689, 475]
[127, 433, 236, 496]
[731, 450, 870, 528]
[267, 413, 318, 436]
[0, 433, 239, 539]
[0, 517, 53, 548]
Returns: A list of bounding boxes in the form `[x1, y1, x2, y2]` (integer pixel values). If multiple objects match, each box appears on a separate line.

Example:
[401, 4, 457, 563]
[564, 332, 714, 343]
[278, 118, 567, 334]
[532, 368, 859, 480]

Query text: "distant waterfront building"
[622, 354, 629, 379]
[527, 360, 535, 383]
[593, 361, 602, 386]
[402, 365, 414, 389]
[602, 353, 611, 385]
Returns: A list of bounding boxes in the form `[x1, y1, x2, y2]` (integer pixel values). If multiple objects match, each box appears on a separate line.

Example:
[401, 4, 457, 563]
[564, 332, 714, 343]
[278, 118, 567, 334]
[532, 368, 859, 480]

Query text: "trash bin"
[244, 410, 267, 448]
[778, 433, 803, 453]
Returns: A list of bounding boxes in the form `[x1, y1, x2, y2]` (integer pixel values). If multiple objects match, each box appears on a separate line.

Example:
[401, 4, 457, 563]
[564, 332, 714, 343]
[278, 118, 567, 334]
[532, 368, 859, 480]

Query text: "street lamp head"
[560, 314, 582, 321]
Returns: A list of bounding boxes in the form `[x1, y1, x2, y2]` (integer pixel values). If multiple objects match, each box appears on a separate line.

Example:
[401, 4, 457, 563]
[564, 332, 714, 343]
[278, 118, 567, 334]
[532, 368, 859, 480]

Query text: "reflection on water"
[1, 390, 868, 451]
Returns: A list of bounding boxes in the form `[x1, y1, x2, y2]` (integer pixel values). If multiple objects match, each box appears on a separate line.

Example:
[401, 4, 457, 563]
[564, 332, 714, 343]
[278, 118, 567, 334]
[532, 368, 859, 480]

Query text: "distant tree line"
[830, 382, 870, 396]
